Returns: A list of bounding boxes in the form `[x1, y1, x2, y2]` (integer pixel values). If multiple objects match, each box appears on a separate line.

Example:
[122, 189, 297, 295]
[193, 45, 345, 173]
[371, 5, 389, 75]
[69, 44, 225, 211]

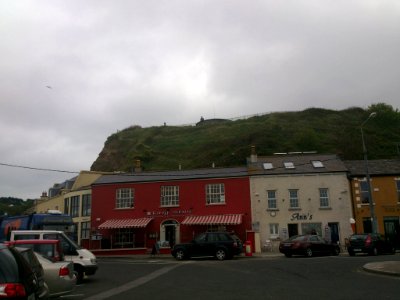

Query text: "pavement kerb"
[362, 261, 400, 277]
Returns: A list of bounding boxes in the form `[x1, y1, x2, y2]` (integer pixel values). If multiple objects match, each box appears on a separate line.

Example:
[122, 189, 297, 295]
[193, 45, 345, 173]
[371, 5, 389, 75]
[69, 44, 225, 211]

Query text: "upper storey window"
[206, 183, 225, 205]
[161, 186, 179, 207]
[116, 188, 134, 209]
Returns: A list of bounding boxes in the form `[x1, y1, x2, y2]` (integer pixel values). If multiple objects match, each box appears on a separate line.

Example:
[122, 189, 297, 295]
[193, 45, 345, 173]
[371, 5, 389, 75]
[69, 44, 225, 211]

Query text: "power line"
[0, 162, 79, 174]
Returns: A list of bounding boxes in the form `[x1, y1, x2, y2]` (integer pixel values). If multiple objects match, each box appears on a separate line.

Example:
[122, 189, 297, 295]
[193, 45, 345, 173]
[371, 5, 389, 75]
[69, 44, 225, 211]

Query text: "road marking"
[59, 294, 85, 298]
[85, 263, 183, 300]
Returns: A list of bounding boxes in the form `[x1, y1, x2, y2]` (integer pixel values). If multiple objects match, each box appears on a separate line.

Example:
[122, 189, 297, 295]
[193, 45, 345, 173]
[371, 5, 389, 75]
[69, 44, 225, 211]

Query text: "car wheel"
[370, 247, 378, 256]
[175, 249, 186, 260]
[305, 248, 313, 257]
[215, 249, 227, 261]
[284, 252, 292, 258]
[348, 250, 355, 256]
[74, 265, 84, 284]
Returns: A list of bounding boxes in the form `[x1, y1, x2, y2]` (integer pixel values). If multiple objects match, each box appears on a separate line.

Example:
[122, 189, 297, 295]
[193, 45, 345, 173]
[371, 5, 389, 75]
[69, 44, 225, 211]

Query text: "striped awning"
[98, 218, 153, 229]
[181, 214, 242, 225]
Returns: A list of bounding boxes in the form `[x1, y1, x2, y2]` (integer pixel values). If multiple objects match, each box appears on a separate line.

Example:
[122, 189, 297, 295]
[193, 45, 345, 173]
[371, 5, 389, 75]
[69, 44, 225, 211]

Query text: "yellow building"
[35, 171, 110, 245]
[345, 159, 400, 247]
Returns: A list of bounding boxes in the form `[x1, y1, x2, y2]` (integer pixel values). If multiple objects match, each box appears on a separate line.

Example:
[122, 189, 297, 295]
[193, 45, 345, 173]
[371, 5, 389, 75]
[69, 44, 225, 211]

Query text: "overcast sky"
[1, 0, 399, 200]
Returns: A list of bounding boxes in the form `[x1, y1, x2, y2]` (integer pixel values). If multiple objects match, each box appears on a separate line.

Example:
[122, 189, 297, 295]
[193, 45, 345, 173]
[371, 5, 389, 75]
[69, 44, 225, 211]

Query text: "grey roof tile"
[344, 159, 400, 176]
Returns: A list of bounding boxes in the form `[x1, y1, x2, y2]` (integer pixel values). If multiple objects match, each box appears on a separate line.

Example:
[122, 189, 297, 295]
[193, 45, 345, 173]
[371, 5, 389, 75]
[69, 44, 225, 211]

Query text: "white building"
[248, 152, 353, 252]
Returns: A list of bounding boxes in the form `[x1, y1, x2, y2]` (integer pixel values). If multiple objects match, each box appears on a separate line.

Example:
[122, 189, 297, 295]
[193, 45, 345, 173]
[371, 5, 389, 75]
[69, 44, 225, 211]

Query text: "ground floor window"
[81, 221, 90, 240]
[114, 229, 136, 248]
[206, 225, 227, 232]
[301, 223, 322, 236]
[269, 223, 279, 238]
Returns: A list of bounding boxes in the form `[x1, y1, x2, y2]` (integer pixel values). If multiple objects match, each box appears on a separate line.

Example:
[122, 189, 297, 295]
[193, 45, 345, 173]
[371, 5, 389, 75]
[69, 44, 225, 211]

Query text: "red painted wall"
[91, 176, 252, 247]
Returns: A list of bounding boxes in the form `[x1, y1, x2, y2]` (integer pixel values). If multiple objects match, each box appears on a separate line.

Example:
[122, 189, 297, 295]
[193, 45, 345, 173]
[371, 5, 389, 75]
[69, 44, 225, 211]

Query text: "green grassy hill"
[90, 103, 400, 172]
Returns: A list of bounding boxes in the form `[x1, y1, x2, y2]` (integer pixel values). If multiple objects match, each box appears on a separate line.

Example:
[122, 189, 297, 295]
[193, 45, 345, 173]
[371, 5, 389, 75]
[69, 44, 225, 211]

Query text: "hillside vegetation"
[0, 197, 34, 216]
[91, 103, 400, 172]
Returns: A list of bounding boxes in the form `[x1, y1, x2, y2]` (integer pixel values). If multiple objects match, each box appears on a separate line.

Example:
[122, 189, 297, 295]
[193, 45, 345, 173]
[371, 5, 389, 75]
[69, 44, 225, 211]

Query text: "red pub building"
[89, 167, 252, 254]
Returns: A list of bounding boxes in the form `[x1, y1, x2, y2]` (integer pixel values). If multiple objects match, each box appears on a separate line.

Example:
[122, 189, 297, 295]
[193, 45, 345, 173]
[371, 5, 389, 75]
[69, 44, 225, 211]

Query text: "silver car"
[35, 252, 77, 297]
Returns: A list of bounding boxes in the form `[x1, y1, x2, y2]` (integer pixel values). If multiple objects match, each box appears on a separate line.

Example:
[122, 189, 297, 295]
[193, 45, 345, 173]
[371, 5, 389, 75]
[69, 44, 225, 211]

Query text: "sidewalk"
[362, 261, 400, 277]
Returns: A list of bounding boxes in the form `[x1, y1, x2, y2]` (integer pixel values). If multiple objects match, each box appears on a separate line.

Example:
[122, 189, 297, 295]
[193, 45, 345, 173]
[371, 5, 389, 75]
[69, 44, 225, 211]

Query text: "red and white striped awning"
[98, 218, 153, 229]
[181, 214, 242, 225]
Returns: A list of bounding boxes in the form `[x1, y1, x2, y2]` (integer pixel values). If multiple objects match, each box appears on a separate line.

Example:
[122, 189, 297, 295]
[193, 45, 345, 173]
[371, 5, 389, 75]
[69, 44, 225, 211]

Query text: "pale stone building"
[248, 151, 353, 252]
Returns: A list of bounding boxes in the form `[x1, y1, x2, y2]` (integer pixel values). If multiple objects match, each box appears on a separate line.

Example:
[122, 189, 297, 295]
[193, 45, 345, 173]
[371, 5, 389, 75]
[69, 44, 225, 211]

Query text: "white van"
[9, 230, 98, 283]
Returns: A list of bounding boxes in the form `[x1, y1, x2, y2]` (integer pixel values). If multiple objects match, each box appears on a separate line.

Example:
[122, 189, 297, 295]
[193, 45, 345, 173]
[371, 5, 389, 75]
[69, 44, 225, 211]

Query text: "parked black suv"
[171, 232, 242, 261]
[0, 243, 38, 299]
[347, 233, 396, 256]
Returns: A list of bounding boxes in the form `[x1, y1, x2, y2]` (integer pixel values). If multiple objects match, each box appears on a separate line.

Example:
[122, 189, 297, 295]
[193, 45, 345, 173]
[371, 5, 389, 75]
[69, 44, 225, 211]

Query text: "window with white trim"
[81, 221, 90, 240]
[289, 189, 299, 208]
[206, 183, 225, 204]
[267, 190, 277, 209]
[70, 196, 80, 217]
[269, 223, 279, 237]
[161, 186, 179, 206]
[81, 194, 91, 216]
[116, 188, 134, 209]
[319, 188, 329, 207]
[396, 180, 400, 203]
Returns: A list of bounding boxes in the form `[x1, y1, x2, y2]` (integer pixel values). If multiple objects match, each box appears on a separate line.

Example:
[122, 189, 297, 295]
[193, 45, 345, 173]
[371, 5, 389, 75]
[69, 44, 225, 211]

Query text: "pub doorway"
[161, 220, 179, 247]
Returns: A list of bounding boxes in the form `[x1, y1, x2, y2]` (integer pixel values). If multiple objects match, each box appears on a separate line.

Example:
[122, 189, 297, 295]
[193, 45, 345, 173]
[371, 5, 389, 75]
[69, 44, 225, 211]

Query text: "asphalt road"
[63, 254, 400, 300]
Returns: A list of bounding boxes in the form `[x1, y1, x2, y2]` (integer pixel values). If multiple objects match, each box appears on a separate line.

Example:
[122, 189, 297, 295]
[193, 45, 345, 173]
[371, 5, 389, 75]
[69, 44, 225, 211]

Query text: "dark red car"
[279, 234, 340, 258]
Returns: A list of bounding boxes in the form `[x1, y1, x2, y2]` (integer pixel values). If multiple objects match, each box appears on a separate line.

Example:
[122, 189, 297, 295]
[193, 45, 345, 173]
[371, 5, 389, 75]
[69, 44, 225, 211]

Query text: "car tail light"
[0, 283, 27, 298]
[365, 235, 372, 246]
[59, 266, 70, 277]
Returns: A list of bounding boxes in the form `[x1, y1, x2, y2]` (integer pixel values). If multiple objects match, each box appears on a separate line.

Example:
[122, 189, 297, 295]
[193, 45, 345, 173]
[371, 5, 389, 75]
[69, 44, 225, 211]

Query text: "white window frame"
[269, 223, 279, 237]
[161, 186, 179, 207]
[289, 189, 299, 208]
[81, 221, 91, 240]
[267, 190, 277, 209]
[81, 194, 91, 217]
[70, 196, 80, 218]
[396, 179, 400, 203]
[116, 188, 134, 209]
[206, 183, 225, 205]
[319, 188, 329, 207]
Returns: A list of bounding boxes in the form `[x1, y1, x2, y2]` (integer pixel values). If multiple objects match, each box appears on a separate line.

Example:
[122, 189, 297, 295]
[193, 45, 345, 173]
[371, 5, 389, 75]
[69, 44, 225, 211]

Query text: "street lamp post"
[361, 112, 377, 233]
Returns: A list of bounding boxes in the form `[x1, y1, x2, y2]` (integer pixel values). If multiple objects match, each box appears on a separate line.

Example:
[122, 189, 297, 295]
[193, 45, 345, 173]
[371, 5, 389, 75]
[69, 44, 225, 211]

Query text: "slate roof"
[248, 154, 347, 175]
[344, 159, 400, 176]
[92, 167, 249, 185]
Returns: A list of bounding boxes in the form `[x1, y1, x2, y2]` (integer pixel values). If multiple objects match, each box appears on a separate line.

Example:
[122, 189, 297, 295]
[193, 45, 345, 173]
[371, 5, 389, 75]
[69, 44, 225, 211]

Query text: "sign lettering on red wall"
[146, 209, 192, 217]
